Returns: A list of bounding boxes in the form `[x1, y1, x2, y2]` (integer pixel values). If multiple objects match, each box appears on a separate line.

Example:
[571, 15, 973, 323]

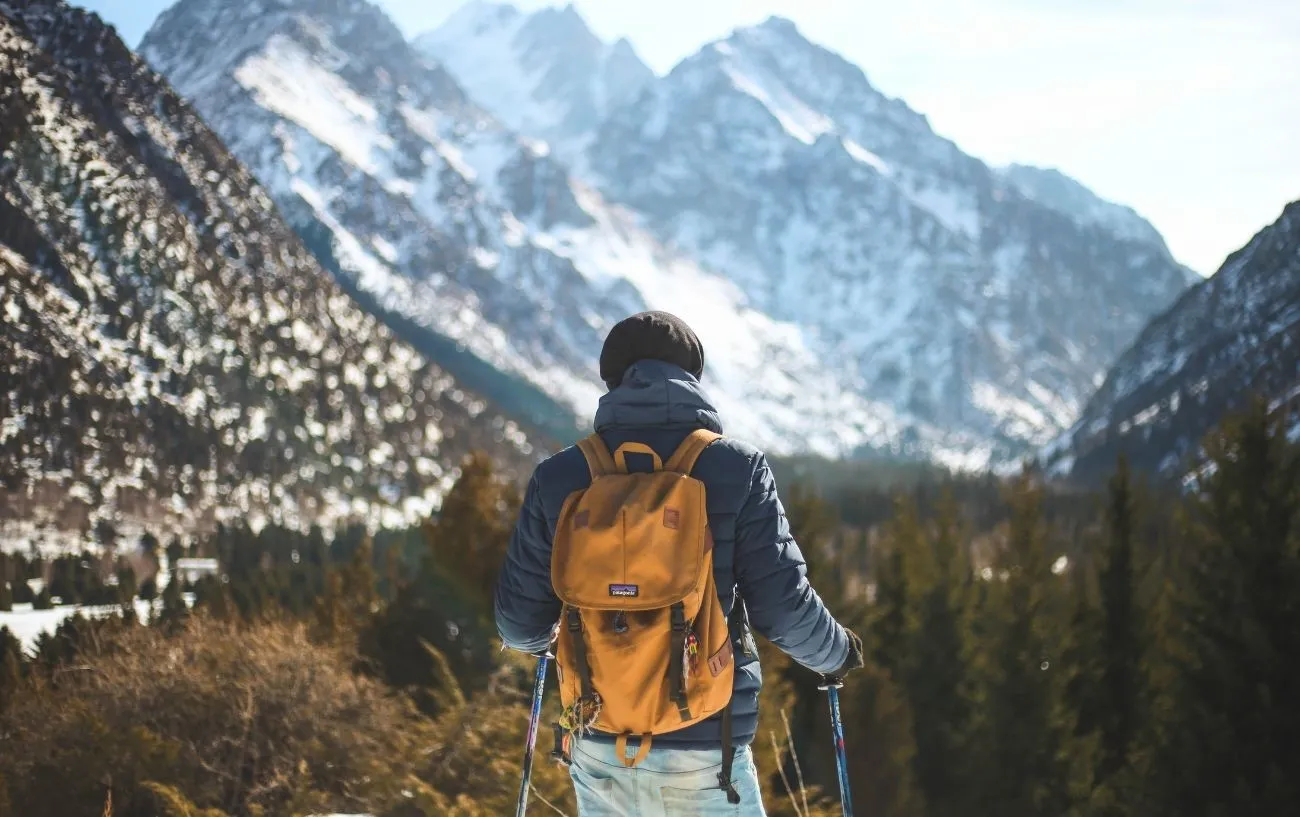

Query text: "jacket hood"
[593, 359, 724, 433]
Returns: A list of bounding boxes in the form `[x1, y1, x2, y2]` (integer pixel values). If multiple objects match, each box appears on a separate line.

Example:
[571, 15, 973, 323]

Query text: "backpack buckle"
[670, 603, 687, 632]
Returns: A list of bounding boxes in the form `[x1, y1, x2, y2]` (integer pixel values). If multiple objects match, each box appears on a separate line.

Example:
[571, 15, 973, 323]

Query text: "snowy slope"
[1053, 199, 1300, 479]
[0, 0, 535, 545]
[140, 0, 965, 462]
[580, 16, 1196, 460]
[414, 1, 653, 162]
[999, 164, 1171, 253]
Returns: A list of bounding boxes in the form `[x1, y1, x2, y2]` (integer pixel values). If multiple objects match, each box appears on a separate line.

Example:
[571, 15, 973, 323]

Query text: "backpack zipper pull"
[683, 629, 700, 677]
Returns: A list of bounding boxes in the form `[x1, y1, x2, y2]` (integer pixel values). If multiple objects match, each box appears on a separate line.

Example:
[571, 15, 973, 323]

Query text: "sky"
[78, 0, 1300, 276]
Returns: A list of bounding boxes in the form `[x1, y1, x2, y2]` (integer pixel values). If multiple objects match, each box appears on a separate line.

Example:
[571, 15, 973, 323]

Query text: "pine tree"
[0, 554, 11, 613]
[8, 556, 32, 606]
[1094, 455, 1146, 796]
[870, 495, 920, 680]
[340, 537, 379, 621]
[158, 570, 188, 632]
[785, 483, 846, 609]
[312, 571, 350, 644]
[903, 489, 975, 817]
[0, 626, 23, 709]
[972, 474, 1088, 817]
[116, 565, 137, 613]
[423, 451, 519, 612]
[1061, 554, 1102, 744]
[1147, 402, 1300, 817]
[165, 536, 185, 572]
[191, 575, 234, 621]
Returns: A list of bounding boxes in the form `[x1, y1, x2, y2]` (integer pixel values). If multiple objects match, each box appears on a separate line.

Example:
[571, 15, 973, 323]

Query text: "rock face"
[142, 0, 943, 462]
[0, 0, 536, 547]
[1053, 200, 1300, 480]
[422, 5, 1198, 465]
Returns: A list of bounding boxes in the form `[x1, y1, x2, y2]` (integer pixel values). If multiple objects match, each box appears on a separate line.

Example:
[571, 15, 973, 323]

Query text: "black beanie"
[599, 311, 705, 390]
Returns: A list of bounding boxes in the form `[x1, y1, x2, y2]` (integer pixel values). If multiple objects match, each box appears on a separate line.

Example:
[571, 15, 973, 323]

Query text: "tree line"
[1, 404, 1296, 816]
[778, 400, 1298, 817]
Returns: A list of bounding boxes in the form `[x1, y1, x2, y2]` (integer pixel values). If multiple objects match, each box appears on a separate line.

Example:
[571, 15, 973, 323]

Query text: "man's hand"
[834, 627, 865, 678]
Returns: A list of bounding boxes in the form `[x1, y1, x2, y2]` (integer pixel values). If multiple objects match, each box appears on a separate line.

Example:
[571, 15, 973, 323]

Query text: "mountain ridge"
[578, 8, 1196, 455]
[413, 0, 655, 163]
[143, 0, 1197, 468]
[0, 0, 538, 550]
[1052, 198, 1299, 479]
[142, 0, 953, 463]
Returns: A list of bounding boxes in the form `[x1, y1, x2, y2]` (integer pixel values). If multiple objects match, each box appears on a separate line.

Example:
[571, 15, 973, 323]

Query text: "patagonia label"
[609, 584, 639, 598]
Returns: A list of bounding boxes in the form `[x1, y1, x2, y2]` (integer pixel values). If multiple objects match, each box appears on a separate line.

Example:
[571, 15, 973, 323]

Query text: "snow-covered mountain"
[420, 6, 1197, 463]
[585, 18, 1199, 460]
[141, 0, 978, 463]
[414, 1, 653, 163]
[0, 0, 536, 548]
[1052, 199, 1300, 479]
[998, 164, 1169, 250]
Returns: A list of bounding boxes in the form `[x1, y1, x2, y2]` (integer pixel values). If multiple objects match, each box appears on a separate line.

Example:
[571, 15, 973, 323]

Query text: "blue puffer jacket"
[494, 359, 850, 748]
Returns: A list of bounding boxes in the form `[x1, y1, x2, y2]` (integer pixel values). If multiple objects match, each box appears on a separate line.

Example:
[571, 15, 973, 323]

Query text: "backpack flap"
[552, 473, 708, 611]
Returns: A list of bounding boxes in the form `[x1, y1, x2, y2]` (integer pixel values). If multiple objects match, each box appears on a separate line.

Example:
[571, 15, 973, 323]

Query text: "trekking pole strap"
[549, 723, 571, 766]
[717, 702, 741, 804]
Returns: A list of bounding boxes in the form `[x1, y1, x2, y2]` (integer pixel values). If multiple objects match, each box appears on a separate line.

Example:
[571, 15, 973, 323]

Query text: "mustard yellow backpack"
[551, 428, 735, 771]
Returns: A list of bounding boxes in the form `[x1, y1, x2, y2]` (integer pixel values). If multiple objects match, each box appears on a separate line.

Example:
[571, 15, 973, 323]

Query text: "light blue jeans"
[569, 737, 768, 816]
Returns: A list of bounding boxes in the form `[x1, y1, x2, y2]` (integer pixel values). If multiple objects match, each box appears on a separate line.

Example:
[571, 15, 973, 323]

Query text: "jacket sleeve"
[733, 451, 849, 675]
[494, 470, 562, 654]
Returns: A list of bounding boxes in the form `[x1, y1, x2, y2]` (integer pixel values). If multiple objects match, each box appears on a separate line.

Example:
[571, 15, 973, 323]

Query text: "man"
[496, 311, 863, 816]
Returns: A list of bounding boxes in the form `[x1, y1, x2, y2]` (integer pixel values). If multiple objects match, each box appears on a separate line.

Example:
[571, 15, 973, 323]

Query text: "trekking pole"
[819, 675, 854, 817]
[515, 650, 552, 817]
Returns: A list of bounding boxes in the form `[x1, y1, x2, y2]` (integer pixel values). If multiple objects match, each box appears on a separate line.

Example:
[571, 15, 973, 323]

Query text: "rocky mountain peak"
[1051, 198, 1299, 479]
[1, 0, 538, 546]
[141, 0, 922, 462]
[414, 1, 652, 159]
[139, 0, 1201, 469]
[583, 17, 1196, 459]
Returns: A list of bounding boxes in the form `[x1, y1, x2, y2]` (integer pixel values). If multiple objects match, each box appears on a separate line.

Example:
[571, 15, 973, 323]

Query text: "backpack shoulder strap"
[576, 433, 617, 479]
[665, 429, 723, 475]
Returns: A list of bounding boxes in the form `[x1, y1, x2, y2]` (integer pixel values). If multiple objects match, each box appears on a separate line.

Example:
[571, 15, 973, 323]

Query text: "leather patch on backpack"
[708, 639, 733, 677]
[573, 510, 590, 530]
[663, 508, 680, 529]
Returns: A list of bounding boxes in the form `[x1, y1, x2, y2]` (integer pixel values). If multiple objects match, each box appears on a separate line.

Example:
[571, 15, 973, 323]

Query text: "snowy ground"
[0, 595, 193, 656]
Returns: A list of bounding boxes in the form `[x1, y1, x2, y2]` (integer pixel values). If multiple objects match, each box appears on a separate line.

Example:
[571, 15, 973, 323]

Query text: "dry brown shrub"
[0, 614, 433, 817]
